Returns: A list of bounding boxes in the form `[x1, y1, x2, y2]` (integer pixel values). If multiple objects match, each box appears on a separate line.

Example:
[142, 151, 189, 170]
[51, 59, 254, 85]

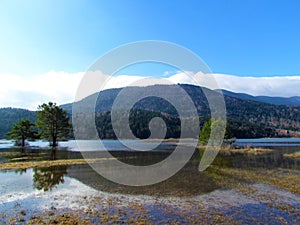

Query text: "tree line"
[7, 102, 70, 147]
[8, 104, 277, 148]
[93, 109, 276, 139]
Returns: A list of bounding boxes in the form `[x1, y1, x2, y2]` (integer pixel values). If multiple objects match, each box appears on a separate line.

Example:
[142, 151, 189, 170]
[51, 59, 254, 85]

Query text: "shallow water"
[1, 171, 299, 224]
[234, 137, 300, 147]
[1, 140, 300, 195]
[0, 140, 300, 223]
[0, 139, 179, 151]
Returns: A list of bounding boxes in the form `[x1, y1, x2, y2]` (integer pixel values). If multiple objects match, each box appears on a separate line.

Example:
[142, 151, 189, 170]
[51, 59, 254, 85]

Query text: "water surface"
[1, 139, 300, 223]
[1, 139, 300, 195]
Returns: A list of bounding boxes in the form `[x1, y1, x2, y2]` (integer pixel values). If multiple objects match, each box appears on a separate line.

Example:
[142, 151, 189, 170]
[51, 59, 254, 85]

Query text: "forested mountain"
[0, 108, 37, 139]
[91, 111, 276, 139]
[63, 84, 300, 139]
[1, 84, 300, 139]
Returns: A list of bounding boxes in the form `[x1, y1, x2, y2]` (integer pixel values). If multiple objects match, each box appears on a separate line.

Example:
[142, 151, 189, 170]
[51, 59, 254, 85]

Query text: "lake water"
[234, 137, 300, 147]
[0, 139, 300, 223]
[0, 139, 179, 152]
[1, 139, 300, 193]
[2, 137, 300, 150]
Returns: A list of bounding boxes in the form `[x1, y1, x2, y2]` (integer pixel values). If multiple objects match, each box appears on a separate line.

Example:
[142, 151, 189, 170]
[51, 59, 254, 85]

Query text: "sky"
[0, 0, 300, 109]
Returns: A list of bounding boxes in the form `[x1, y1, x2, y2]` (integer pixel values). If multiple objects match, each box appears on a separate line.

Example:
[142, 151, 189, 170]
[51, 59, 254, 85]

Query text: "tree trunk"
[22, 136, 25, 147]
[50, 147, 57, 160]
[52, 135, 57, 147]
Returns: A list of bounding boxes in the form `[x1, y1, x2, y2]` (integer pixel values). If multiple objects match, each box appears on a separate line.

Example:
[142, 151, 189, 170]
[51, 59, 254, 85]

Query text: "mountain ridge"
[63, 84, 300, 138]
[1, 84, 300, 139]
[220, 89, 300, 106]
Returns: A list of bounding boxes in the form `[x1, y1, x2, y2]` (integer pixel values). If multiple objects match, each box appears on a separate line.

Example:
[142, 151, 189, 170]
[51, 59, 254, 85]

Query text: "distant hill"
[0, 108, 37, 139]
[220, 89, 300, 106]
[1, 84, 299, 139]
[62, 84, 300, 138]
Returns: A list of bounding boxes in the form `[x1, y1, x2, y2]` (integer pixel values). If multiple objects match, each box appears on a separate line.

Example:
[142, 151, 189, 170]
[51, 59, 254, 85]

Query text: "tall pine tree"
[7, 119, 37, 147]
[36, 102, 70, 147]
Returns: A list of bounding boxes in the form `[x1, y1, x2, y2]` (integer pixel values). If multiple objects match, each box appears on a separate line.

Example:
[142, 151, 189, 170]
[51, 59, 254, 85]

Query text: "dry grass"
[0, 158, 116, 170]
[283, 151, 300, 159]
[221, 147, 273, 155]
[0, 152, 22, 157]
[197, 146, 273, 155]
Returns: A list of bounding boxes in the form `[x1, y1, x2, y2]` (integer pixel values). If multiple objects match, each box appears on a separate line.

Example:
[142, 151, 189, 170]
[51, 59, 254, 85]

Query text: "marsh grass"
[284, 151, 300, 159]
[197, 145, 273, 156]
[206, 166, 300, 195]
[0, 158, 116, 170]
[0, 151, 47, 162]
[221, 147, 273, 155]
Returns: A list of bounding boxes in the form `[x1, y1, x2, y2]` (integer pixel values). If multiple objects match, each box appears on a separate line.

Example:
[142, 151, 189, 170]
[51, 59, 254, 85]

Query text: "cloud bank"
[1, 71, 300, 110]
[167, 72, 300, 97]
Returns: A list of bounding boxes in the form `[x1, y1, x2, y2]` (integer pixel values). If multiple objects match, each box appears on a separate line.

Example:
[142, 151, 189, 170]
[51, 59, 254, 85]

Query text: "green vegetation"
[36, 102, 70, 147]
[0, 89, 299, 224]
[6, 119, 38, 147]
[199, 118, 229, 145]
[1, 84, 300, 139]
[226, 118, 276, 138]
[95, 109, 182, 139]
[199, 119, 212, 145]
[88, 110, 274, 140]
[33, 166, 68, 191]
[65, 84, 297, 139]
[0, 108, 36, 139]
[1, 102, 71, 150]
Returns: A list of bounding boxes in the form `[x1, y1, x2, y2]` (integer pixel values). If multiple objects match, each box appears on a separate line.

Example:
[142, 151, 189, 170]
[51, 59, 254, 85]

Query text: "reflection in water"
[66, 150, 224, 197]
[33, 165, 68, 191]
[67, 163, 220, 197]
[229, 146, 300, 169]
[50, 147, 57, 160]
[27, 146, 300, 196]
[2, 142, 300, 196]
[14, 168, 27, 175]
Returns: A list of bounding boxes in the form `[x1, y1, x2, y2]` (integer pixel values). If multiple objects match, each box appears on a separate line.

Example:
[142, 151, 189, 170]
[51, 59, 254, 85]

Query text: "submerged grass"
[207, 166, 300, 195]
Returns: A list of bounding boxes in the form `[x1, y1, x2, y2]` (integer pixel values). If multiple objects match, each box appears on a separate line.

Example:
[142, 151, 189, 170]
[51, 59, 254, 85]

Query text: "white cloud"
[166, 72, 300, 97]
[0, 71, 83, 110]
[1, 71, 300, 110]
[193, 73, 300, 97]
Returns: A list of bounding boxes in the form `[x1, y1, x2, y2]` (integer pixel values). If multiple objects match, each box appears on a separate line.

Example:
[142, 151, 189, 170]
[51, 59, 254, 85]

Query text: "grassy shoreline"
[0, 158, 117, 170]
[284, 151, 300, 159]
[196, 145, 273, 155]
[0, 145, 273, 170]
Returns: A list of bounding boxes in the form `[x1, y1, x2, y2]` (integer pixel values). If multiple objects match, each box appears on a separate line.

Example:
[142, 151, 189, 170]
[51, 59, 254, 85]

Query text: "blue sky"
[1, 0, 300, 109]
[1, 0, 300, 76]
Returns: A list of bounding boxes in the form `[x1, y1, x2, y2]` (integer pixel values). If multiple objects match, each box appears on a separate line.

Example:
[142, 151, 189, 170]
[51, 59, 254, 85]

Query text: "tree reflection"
[14, 168, 27, 175]
[33, 165, 68, 191]
[50, 147, 57, 160]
